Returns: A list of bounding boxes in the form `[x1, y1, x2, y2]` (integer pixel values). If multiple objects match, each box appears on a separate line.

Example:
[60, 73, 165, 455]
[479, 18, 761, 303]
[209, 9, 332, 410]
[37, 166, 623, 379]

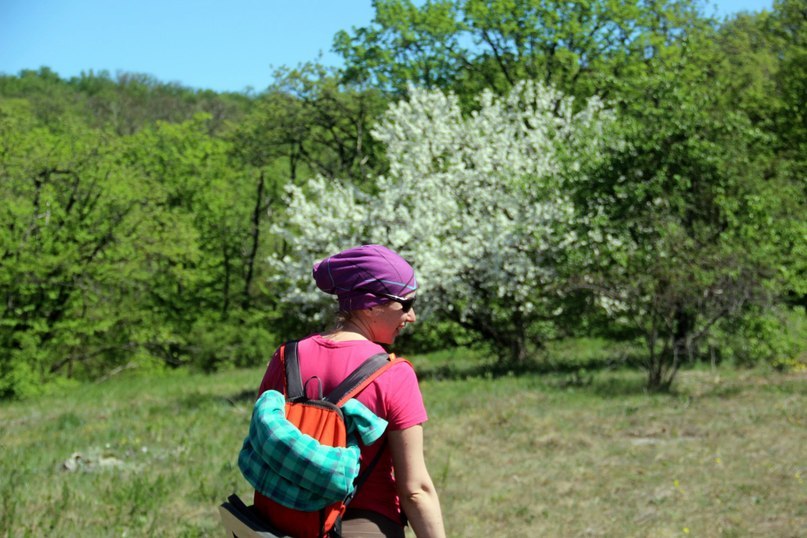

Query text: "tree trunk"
[508, 332, 528, 364]
[242, 171, 265, 311]
[222, 243, 231, 319]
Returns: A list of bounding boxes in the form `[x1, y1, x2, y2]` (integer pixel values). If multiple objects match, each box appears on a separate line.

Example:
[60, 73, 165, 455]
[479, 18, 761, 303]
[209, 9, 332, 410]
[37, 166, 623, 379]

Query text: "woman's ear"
[353, 307, 376, 323]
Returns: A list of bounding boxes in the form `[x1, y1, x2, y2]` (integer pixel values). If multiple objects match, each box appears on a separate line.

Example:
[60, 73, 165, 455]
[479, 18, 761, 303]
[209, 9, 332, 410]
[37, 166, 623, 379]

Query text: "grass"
[1, 352, 806, 537]
[421, 367, 807, 537]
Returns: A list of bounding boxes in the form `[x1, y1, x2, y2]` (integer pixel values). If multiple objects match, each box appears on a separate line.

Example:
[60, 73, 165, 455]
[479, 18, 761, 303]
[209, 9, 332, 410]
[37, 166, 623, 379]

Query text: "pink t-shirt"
[257, 334, 428, 524]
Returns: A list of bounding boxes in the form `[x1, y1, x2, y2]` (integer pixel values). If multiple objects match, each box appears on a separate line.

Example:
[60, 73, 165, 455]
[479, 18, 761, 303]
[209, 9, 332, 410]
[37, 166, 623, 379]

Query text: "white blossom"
[270, 81, 614, 334]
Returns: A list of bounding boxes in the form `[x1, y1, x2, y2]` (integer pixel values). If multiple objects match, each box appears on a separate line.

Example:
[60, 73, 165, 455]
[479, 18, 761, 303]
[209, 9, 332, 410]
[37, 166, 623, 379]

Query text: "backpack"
[249, 340, 407, 538]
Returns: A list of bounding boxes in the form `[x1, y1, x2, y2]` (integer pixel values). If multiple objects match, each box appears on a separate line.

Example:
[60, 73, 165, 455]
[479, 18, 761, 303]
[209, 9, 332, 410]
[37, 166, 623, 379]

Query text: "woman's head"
[313, 245, 417, 311]
[313, 245, 418, 343]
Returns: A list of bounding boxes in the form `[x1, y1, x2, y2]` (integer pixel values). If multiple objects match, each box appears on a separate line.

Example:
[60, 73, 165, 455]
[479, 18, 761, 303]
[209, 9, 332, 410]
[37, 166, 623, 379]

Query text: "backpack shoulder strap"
[326, 355, 411, 406]
[282, 340, 305, 400]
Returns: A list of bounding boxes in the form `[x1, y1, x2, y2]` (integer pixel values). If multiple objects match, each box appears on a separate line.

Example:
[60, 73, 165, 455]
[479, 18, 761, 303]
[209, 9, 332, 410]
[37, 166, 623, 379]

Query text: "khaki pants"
[341, 509, 405, 538]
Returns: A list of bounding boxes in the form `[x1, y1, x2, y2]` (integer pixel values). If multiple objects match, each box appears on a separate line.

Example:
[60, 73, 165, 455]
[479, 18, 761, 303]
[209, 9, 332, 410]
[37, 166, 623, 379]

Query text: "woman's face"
[366, 293, 417, 345]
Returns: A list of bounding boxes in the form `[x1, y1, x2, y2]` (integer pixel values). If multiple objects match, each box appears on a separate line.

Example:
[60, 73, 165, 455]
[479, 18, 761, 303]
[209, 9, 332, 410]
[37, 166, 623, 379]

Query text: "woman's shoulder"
[300, 334, 386, 354]
[380, 356, 419, 386]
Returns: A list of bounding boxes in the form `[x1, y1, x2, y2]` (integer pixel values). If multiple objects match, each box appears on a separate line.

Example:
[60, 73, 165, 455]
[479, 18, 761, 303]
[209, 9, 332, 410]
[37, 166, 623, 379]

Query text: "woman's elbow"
[398, 481, 438, 506]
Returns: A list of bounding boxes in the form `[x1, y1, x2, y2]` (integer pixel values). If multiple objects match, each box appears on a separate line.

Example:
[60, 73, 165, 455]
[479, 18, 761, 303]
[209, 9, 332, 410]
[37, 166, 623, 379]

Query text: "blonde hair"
[333, 310, 353, 331]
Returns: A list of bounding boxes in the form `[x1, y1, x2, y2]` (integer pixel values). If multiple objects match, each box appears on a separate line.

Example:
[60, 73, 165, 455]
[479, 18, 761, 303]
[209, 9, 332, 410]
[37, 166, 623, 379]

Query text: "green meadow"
[2, 349, 805, 537]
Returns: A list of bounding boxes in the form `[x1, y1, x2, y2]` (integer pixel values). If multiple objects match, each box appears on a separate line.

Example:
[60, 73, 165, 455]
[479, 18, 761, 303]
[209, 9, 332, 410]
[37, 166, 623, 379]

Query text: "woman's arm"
[388, 425, 446, 538]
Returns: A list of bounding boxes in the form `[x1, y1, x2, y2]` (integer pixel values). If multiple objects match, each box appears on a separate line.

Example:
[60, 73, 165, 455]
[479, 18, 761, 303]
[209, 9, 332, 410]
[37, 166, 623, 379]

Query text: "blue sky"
[1, 0, 774, 93]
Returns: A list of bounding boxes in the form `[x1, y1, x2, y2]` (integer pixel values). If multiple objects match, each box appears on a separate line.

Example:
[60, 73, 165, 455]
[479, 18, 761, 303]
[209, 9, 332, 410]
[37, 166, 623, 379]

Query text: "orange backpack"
[253, 340, 406, 538]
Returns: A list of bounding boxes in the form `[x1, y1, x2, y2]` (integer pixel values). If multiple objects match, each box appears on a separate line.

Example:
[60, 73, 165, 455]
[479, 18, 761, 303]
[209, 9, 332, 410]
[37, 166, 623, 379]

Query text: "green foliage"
[188, 311, 277, 373]
[0, 98, 275, 396]
[397, 318, 478, 354]
[229, 63, 389, 187]
[334, 0, 464, 93]
[335, 0, 710, 105]
[0, 100, 166, 395]
[713, 0, 807, 300]
[562, 10, 803, 390]
[714, 307, 807, 369]
[0, 67, 250, 135]
[1, 0, 803, 394]
[578, 111, 782, 388]
[329, 0, 803, 388]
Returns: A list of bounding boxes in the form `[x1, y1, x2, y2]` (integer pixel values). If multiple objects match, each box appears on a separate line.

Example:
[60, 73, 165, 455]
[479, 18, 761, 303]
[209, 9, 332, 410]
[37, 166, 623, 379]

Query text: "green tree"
[771, 0, 807, 306]
[334, 0, 465, 93]
[335, 0, 709, 104]
[119, 115, 276, 372]
[0, 100, 200, 396]
[712, 0, 807, 306]
[0, 99, 276, 396]
[231, 63, 388, 186]
[575, 67, 797, 390]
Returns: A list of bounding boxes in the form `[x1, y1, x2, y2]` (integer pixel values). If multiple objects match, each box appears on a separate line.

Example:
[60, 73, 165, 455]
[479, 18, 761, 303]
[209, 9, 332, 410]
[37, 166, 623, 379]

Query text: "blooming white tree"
[270, 81, 613, 362]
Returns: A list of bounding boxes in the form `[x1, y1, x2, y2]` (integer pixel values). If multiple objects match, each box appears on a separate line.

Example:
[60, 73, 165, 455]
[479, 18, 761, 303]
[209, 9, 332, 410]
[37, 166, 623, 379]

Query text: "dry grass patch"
[421, 368, 807, 537]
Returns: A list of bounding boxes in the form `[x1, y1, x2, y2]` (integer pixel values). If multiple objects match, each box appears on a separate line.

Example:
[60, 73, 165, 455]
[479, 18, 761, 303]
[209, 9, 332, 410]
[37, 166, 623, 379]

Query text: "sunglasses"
[358, 289, 417, 313]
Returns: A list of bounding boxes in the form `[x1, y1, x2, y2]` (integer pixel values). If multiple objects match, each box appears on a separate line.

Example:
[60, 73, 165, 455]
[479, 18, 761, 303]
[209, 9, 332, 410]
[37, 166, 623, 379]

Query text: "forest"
[1, 0, 805, 398]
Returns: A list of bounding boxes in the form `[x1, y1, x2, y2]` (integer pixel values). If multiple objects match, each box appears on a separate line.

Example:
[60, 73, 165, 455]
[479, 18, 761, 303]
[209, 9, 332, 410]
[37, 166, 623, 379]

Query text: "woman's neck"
[323, 320, 372, 342]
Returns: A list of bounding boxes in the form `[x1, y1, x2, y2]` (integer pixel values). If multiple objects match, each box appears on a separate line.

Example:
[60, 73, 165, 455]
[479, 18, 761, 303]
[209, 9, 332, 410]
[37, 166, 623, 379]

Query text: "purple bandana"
[313, 245, 417, 312]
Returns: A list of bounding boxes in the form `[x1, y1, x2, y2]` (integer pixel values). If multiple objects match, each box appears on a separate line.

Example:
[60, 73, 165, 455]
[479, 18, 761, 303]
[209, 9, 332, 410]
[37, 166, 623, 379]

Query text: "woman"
[255, 245, 446, 538]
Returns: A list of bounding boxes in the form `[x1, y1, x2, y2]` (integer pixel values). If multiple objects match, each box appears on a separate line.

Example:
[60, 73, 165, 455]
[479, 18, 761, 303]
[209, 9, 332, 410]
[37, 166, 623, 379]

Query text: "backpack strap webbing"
[326, 353, 395, 406]
[282, 340, 305, 400]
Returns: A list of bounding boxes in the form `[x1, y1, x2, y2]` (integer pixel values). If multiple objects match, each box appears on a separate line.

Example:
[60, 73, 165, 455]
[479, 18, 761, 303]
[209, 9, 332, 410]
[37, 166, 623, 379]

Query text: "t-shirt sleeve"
[382, 361, 428, 431]
[257, 347, 283, 396]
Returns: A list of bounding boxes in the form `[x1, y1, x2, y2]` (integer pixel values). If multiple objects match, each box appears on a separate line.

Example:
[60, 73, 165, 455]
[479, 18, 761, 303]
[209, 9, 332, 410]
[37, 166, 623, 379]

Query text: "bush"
[715, 306, 807, 369]
[189, 313, 277, 372]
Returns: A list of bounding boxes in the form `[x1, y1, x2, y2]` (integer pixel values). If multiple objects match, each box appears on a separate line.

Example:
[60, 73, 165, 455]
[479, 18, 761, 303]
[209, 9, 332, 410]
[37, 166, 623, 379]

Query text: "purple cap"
[313, 245, 417, 312]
